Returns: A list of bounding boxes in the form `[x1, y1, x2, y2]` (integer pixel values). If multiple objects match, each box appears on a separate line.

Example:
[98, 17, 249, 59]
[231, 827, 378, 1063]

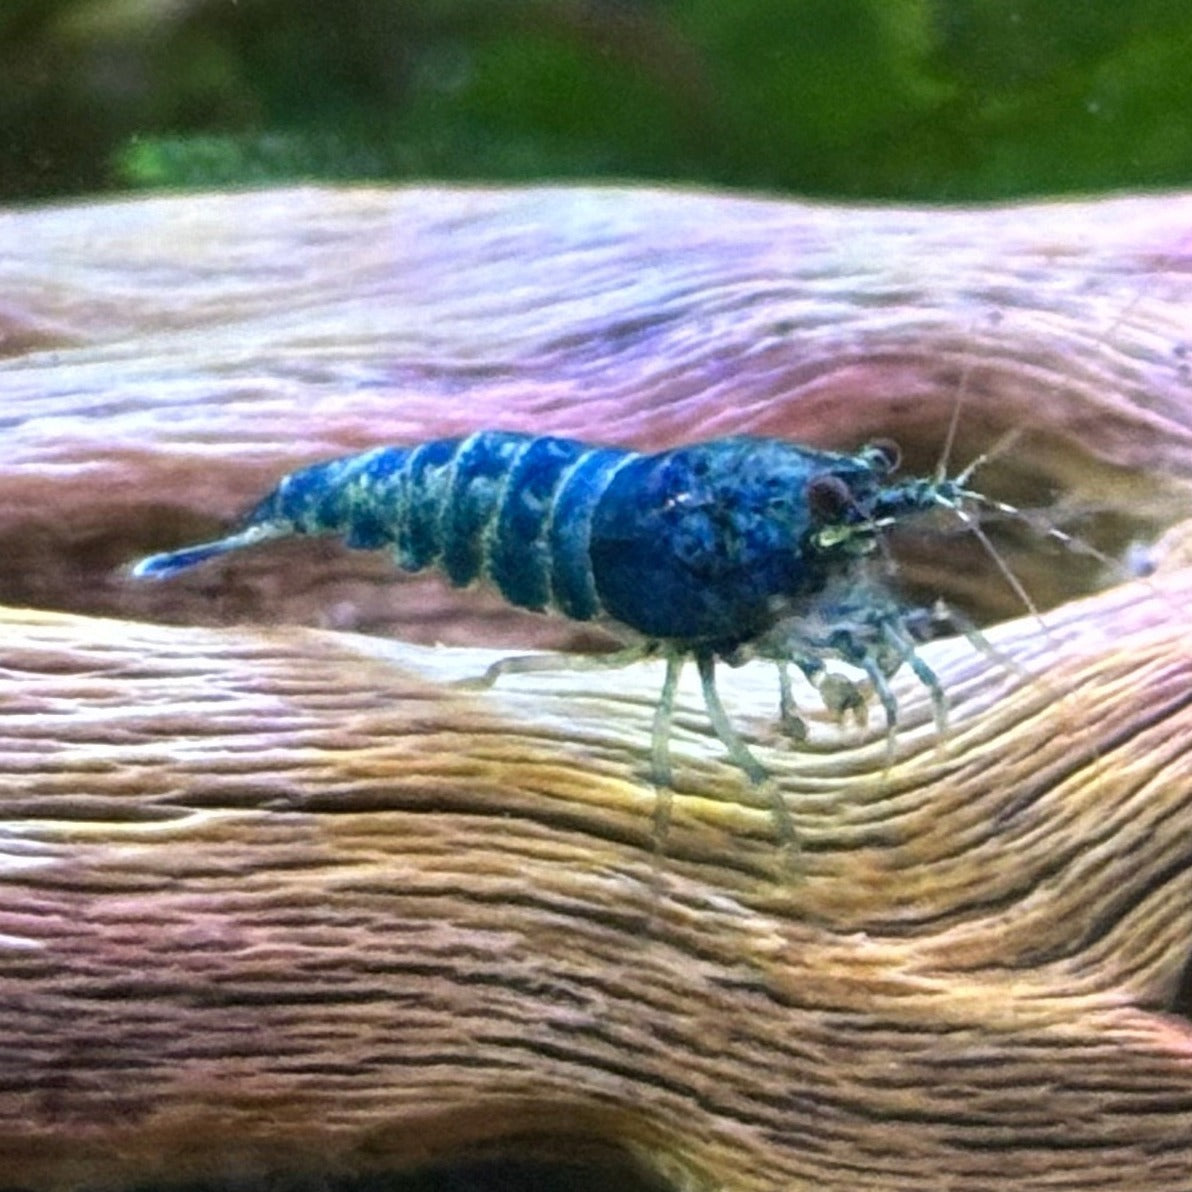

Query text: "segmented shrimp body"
[132, 431, 986, 799]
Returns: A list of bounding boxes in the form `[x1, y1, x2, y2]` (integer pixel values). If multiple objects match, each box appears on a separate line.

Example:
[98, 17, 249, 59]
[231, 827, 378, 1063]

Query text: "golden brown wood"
[2, 186, 1192, 1191]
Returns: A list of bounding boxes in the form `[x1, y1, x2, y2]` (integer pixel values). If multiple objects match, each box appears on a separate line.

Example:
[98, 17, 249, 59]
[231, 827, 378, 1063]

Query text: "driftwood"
[2, 185, 1192, 1191]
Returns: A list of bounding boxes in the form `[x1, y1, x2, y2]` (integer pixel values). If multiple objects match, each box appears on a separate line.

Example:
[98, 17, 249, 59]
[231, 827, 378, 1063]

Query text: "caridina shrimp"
[130, 423, 1074, 846]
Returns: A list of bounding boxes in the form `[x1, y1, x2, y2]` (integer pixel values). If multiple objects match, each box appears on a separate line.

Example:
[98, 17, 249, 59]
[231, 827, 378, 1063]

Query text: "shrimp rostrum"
[132, 431, 998, 804]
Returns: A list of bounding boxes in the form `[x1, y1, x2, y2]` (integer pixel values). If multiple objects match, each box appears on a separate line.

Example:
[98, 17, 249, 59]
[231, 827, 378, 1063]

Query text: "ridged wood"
[2, 186, 1192, 1191]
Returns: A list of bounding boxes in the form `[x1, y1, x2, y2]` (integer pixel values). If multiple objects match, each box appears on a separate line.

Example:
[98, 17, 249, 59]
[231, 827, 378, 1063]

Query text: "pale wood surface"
[2, 186, 1192, 1191]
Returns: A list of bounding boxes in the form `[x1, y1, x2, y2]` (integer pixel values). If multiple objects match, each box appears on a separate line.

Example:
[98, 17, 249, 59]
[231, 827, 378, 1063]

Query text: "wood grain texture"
[2, 186, 1192, 1191]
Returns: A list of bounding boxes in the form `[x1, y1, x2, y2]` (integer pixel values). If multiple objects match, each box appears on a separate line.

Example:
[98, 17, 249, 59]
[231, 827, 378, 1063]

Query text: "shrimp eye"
[806, 474, 853, 524]
[864, 438, 902, 475]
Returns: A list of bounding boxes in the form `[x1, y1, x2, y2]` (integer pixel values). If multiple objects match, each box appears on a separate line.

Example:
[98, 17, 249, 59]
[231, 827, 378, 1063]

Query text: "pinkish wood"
[1, 187, 1191, 1191]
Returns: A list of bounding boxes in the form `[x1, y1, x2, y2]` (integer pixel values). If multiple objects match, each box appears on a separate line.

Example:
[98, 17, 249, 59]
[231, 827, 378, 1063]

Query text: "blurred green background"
[4, 0, 1192, 202]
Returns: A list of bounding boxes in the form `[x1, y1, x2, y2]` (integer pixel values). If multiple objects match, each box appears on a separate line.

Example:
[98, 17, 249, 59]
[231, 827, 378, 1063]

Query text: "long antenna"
[935, 355, 974, 484]
[935, 495, 1043, 622]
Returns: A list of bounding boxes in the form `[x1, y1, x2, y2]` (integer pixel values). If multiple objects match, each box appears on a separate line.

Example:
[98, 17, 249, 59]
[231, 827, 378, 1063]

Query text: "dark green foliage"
[4, 0, 1192, 202]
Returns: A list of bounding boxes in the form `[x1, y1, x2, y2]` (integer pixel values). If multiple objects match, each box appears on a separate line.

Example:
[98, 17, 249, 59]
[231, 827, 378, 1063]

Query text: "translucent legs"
[463, 644, 653, 688]
[696, 651, 796, 845]
[461, 642, 795, 847]
[650, 649, 794, 850]
[755, 583, 954, 761]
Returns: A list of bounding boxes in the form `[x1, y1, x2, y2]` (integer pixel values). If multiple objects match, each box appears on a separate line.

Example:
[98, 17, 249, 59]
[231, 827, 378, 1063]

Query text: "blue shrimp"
[130, 431, 1014, 833]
